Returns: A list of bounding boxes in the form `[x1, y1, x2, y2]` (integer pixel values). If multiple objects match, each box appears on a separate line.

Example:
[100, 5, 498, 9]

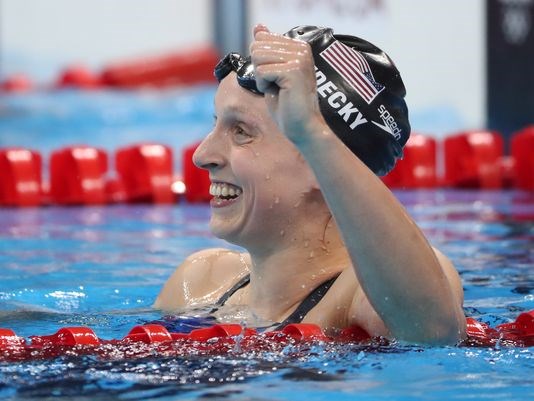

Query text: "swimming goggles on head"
[214, 53, 262, 95]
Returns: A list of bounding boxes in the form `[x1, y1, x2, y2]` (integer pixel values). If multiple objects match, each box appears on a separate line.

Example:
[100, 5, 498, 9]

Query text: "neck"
[245, 214, 349, 323]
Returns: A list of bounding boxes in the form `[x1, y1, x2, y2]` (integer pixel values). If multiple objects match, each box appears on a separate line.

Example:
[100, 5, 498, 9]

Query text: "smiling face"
[193, 73, 321, 250]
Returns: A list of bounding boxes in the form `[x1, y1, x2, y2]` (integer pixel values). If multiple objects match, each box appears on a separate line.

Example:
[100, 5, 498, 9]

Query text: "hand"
[250, 24, 326, 145]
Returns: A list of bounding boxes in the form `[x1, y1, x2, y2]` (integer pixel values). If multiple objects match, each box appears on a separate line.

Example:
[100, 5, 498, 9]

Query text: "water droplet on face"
[280, 230, 285, 236]
[304, 241, 309, 248]
[254, 152, 260, 157]
[309, 251, 315, 259]
[301, 284, 306, 289]
[265, 174, 271, 181]
[274, 196, 280, 204]
[311, 274, 316, 280]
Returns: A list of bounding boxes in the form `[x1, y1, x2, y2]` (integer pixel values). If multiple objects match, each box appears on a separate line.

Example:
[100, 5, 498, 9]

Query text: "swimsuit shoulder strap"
[215, 274, 251, 308]
[211, 272, 338, 327]
[273, 274, 340, 330]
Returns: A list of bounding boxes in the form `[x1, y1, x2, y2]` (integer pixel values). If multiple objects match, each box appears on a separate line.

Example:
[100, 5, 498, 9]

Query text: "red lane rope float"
[464, 311, 534, 347]
[182, 141, 211, 203]
[2, 128, 534, 207]
[381, 133, 438, 189]
[0, 323, 328, 362]
[511, 125, 534, 191]
[1, 312, 532, 362]
[115, 143, 174, 204]
[444, 130, 505, 189]
[50, 146, 108, 205]
[0, 148, 42, 207]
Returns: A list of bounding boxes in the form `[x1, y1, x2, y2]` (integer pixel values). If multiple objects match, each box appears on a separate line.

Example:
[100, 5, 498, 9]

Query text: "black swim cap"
[214, 25, 410, 176]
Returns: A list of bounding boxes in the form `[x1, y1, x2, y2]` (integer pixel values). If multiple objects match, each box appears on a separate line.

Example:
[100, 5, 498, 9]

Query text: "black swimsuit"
[212, 274, 339, 330]
[155, 274, 339, 334]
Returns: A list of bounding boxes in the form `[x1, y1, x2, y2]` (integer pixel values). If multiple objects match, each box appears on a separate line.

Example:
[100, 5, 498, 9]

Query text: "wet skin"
[155, 25, 466, 344]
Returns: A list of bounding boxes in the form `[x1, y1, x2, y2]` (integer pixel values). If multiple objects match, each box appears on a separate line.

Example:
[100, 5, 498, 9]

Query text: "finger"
[254, 63, 295, 92]
[251, 48, 294, 66]
[249, 38, 294, 62]
[250, 41, 309, 66]
[254, 29, 292, 44]
[254, 64, 279, 93]
[251, 38, 309, 56]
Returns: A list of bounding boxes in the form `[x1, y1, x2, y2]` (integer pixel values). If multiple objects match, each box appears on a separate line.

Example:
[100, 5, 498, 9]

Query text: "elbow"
[425, 316, 467, 346]
[399, 309, 467, 346]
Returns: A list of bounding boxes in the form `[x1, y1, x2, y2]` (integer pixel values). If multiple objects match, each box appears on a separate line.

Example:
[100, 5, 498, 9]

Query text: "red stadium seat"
[100, 46, 219, 88]
[1, 74, 32, 92]
[50, 146, 108, 205]
[382, 133, 437, 188]
[115, 143, 174, 203]
[55, 65, 101, 89]
[444, 131, 504, 188]
[0, 148, 42, 206]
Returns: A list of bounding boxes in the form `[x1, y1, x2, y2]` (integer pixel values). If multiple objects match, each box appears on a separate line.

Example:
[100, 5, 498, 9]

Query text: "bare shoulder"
[153, 248, 250, 310]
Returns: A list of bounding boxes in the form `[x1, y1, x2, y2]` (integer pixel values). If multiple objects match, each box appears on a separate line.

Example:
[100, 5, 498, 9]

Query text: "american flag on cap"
[320, 41, 384, 104]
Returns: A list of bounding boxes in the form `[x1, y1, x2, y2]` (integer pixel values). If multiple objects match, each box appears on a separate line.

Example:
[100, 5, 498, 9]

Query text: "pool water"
[0, 190, 533, 401]
[1, 89, 533, 400]
[0, 87, 216, 173]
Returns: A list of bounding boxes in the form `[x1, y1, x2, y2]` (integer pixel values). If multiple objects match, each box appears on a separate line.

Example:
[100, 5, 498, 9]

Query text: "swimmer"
[155, 25, 466, 344]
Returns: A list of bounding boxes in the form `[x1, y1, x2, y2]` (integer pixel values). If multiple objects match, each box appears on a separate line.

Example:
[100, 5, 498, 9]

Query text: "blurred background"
[0, 0, 532, 171]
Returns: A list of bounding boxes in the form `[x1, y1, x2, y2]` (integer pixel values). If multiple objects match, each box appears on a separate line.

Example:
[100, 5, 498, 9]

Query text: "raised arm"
[250, 25, 465, 344]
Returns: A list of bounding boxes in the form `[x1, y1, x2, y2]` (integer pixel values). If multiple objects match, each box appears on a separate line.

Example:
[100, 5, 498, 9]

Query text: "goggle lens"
[214, 53, 262, 95]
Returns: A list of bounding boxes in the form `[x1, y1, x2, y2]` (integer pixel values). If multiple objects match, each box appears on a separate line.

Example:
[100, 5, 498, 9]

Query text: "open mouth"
[209, 182, 242, 201]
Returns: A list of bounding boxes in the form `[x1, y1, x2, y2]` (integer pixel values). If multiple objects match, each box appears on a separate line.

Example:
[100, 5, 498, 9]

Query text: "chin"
[209, 219, 240, 244]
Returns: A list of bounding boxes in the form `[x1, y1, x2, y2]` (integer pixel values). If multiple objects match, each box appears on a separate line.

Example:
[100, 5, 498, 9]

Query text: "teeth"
[209, 183, 242, 198]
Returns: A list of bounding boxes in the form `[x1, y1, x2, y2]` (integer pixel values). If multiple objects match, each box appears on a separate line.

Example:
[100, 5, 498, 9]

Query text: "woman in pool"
[155, 25, 466, 344]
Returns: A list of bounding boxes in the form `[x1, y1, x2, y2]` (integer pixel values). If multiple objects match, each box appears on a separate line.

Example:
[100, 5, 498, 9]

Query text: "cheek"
[232, 146, 276, 182]
[232, 145, 308, 204]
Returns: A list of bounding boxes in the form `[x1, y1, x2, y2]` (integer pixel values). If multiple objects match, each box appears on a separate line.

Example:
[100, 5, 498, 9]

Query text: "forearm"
[297, 123, 465, 343]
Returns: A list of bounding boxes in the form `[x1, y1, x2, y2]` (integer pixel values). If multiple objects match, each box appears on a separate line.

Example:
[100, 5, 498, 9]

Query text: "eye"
[233, 125, 253, 144]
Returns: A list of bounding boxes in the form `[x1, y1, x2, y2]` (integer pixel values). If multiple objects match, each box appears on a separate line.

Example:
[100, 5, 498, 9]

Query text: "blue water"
[0, 87, 216, 175]
[0, 191, 533, 401]
[1, 90, 533, 400]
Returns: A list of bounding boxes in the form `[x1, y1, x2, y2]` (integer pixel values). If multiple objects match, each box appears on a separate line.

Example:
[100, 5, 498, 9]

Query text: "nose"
[192, 131, 226, 171]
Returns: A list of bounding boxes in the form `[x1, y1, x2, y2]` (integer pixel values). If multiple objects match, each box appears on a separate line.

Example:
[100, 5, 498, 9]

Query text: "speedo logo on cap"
[373, 105, 402, 140]
[315, 67, 367, 130]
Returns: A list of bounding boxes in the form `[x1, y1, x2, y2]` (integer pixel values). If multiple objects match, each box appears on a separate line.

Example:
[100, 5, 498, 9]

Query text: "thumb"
[253, 24, 270, 38]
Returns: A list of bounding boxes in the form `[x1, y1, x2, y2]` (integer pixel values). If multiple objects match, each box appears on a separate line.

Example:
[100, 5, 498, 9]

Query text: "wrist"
[294, 114, 335, 153]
